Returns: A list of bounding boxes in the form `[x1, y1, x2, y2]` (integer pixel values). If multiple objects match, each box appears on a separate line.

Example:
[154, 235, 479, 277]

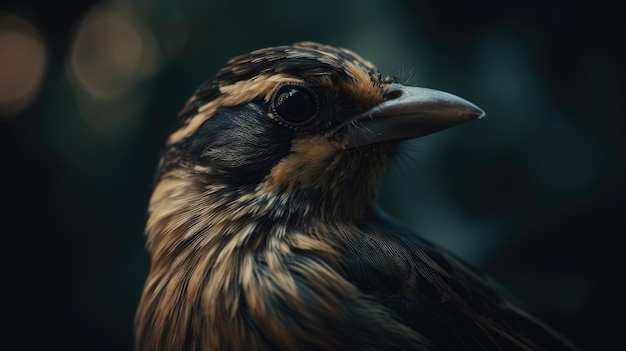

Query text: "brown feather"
[136, 42, 577, 351]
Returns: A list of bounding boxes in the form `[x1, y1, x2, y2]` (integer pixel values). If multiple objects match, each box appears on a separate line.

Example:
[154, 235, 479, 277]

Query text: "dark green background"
[3, 0, 623, 349]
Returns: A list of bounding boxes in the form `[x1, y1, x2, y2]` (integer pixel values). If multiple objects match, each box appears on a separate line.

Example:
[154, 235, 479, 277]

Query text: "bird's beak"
[346, 83, 485, 147]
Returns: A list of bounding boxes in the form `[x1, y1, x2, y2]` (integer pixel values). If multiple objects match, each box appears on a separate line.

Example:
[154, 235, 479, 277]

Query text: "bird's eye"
[271, 85, 319, 125]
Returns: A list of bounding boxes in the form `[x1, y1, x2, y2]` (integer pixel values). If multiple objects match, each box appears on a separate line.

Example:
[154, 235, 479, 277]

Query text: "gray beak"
[347, 83, 485, 147]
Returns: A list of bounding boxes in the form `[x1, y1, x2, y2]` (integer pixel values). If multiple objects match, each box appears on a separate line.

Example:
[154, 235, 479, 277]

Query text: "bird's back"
[337, 209, 578, 350]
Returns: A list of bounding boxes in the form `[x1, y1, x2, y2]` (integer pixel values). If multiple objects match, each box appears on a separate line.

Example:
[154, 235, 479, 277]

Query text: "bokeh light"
[66, 1, 160, 136]
[0, 13, 47, 117]
[68, 2, 159, 99]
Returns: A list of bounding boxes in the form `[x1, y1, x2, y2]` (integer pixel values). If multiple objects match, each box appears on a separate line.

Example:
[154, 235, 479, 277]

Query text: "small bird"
[135, 42, 577, 350]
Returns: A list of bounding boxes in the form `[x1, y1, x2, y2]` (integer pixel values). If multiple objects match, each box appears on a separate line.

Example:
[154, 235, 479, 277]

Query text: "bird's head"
[151, 42, 484, 227]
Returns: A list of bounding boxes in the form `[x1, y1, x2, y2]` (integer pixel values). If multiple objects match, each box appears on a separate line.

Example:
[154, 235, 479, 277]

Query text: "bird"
[135, 42, 578, 351]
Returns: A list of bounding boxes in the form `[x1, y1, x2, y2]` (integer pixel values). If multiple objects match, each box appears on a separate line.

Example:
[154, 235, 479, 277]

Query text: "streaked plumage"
[135, 42, 577, 350]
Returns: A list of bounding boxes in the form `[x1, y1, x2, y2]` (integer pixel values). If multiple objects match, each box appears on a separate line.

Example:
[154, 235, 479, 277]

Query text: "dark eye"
[271, 85, 319, 125]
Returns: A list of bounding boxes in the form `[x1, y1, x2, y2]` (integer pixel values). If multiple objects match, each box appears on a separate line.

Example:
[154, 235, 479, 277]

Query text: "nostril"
[384, 88, 403, 101]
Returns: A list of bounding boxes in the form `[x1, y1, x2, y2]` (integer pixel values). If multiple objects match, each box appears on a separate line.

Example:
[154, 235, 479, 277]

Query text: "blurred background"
[2, 0, 623, 349]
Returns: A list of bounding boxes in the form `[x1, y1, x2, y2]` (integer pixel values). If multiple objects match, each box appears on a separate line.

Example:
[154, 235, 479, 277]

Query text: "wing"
[339, 208, 579, 351]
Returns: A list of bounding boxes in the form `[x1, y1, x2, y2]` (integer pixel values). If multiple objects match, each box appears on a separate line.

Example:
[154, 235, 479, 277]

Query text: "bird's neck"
[137, 170, 359, 349]
[144, 168, 379, 252]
